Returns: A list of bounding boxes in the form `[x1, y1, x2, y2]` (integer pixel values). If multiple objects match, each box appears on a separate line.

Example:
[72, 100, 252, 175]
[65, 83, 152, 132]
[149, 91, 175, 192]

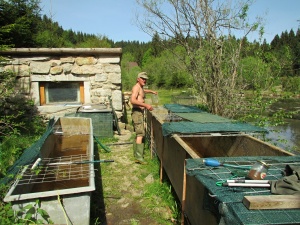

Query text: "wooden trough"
[146, 106, 294, 225]
[4, 117, 95, 225]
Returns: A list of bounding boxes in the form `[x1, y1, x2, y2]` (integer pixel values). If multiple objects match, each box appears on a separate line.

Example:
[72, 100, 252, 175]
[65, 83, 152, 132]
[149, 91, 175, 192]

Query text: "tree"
[136, 0, 263, 117]
[121, 52, 142, 90]
[0, 0, 41, 47]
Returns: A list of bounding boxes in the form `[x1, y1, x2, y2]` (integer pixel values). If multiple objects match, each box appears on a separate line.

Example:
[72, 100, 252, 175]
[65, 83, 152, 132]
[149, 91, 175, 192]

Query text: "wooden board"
[243, 195, 300, 210]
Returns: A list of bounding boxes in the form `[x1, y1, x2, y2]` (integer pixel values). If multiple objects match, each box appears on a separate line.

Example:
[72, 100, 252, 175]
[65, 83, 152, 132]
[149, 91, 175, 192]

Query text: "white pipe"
[31, 158, 42, 170]
[222, 182, 270, 187]
[226, 179, 270, 183]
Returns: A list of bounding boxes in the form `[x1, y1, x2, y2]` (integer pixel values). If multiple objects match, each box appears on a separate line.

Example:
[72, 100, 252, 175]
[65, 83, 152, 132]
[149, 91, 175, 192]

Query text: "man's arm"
[144, 89, 158, 95]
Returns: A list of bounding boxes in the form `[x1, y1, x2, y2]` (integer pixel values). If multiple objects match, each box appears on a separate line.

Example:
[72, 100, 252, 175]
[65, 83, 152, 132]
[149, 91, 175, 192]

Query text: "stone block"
[50, 60, 62, 66]
[94, 88, 112, 97]
[50, 66, 63, 75]
[4, 65, 30, 77]
[17, 77, 30, 94]
[61, 57, 75, 63]
[112, 90, 123, 111]
[30, 61, 51, 74]
[98, 56, 120, 64]
[102, 64, 121, 73]
[71, 65, 102, 75]
[108, 72, 121, 84]
[62, 63, 73, 74]
[95, 73, 108, 82]
[75, 57, 97, 66]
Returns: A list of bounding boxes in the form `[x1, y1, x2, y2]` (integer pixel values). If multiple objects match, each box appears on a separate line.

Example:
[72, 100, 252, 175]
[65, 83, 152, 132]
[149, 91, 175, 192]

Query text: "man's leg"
[132, 110, 146, 164]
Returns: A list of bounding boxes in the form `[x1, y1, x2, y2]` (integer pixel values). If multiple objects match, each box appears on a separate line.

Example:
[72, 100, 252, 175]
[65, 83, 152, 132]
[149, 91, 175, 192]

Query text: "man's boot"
[133, 141, 137, 158]
[135, 143, 147, 164]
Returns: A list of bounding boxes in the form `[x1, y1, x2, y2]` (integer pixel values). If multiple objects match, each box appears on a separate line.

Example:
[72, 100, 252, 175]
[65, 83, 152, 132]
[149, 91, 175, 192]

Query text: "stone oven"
[0, 48, 123, 122]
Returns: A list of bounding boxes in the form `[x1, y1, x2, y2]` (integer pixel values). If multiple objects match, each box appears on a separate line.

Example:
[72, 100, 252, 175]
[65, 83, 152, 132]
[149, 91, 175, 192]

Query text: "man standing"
[130, 72, 157, 164]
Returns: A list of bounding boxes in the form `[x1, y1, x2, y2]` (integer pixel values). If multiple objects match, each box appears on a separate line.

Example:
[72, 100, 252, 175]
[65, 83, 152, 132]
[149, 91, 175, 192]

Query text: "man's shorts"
[132, 108, 145, 137]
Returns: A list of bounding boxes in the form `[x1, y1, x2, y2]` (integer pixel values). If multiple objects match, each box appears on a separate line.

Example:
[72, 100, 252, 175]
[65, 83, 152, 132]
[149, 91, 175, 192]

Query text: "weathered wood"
[172, 134, 200, 159]
[243, 195, 300, 210]
[0, 48, 122, 56]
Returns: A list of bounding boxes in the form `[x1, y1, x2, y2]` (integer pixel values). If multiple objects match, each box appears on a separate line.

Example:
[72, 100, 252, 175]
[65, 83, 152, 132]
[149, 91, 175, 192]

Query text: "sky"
[39, 0, 300, 43]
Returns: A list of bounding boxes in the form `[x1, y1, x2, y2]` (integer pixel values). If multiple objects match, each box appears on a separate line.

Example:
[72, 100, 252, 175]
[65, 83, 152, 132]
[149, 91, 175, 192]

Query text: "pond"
[265, 118, 300, 153]
[264, 98, 300, 154]
[169, 95, 300, 153]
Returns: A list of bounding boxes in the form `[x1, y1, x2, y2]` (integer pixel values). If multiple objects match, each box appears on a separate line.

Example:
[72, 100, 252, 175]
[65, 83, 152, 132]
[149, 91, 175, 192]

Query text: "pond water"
[264, 98, 300, 154]
[265, 119, 300, 153]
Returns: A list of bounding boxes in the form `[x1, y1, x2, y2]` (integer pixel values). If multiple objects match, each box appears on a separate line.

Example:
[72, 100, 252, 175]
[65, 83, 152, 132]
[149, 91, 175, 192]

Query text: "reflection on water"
[265, 119, 300, 153]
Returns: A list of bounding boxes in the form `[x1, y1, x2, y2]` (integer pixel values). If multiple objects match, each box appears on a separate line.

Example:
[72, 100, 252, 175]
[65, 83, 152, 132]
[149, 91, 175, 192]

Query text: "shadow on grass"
[90, 142, 107, 225]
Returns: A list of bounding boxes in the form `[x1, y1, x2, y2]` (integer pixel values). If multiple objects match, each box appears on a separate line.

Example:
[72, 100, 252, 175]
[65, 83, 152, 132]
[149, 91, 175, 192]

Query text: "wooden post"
[160, 137, 164, 183]
[181, 158, 187, 225]
[150, 119, 153, 159]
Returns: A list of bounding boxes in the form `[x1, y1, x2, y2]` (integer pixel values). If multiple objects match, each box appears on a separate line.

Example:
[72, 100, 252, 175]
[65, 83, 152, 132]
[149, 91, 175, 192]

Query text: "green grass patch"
[141, 156, 180, 224]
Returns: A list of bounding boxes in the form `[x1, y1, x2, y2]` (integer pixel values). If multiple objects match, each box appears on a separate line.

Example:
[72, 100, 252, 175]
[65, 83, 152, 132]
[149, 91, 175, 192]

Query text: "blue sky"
[39, 0, 300, 43]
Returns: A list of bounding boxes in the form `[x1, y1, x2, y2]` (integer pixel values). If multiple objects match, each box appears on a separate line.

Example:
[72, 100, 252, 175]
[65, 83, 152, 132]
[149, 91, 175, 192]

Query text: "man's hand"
[145, 104, 154, 111]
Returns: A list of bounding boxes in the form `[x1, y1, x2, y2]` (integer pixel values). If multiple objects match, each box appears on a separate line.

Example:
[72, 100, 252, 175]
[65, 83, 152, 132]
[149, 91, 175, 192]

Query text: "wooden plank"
[172, 134, 200, 159]
[243, 195, 300, 210]
[39, 83, 46, 105]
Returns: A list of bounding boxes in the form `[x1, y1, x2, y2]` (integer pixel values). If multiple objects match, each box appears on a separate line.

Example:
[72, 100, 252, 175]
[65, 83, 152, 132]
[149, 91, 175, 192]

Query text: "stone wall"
[0, 48, 123, 121]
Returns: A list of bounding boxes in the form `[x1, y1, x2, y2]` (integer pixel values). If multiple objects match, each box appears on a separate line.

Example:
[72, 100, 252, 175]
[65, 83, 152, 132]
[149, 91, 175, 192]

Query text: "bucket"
[151, 94, 159, 106]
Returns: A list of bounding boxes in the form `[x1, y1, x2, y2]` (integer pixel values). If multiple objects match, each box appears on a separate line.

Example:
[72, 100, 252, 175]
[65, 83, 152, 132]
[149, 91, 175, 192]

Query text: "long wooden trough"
[4, 117, 95, 225]
[146, 105, 296, 225]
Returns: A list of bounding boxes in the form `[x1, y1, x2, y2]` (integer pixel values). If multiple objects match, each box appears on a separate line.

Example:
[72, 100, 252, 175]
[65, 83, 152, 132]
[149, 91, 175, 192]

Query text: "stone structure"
[0, 48, 123, 123]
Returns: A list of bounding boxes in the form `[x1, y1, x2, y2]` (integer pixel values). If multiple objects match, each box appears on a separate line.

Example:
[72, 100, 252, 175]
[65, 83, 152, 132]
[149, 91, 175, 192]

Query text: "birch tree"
[136, 0, 263, 117]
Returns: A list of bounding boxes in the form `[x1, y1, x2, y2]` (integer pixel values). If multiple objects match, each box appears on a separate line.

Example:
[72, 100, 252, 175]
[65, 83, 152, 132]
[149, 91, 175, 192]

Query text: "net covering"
[162, 104, 266, 136]
[186, 156, 300, 225]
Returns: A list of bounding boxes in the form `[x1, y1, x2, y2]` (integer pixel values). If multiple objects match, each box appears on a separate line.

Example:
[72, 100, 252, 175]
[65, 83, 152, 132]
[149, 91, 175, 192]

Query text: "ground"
[90, 130, 176, 225]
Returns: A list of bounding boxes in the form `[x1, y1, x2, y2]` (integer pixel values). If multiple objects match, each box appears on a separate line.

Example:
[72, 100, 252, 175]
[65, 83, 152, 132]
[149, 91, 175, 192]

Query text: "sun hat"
[137, 72, 148, 79]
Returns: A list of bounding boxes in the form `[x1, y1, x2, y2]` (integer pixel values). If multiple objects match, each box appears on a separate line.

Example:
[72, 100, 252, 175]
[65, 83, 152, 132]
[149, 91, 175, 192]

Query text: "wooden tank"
[147, 108, 294, 225]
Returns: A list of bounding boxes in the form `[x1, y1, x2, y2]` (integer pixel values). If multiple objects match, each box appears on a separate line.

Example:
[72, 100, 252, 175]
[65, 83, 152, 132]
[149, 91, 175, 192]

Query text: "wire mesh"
[16, 154, 93, 186]
[186, 156, 300, 225]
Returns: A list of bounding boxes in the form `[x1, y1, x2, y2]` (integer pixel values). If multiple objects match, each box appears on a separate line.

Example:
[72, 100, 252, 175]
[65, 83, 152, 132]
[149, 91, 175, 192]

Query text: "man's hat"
[137, 72, 148, 79]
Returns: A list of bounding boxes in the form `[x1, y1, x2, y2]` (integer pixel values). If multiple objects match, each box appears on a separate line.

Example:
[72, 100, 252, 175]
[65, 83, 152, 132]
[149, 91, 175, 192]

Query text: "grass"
[155, 89, 182, 105]
[142, 88, 199, 107]
[92, 134, 181, 225]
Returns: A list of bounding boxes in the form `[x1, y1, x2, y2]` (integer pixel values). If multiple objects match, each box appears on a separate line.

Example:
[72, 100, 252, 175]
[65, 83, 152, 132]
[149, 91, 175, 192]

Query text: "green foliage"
[142, 47, 192, 89]
[0, 47, 46, 176]
[0, 134, 43, 176]
[239, 56, 276, 90]
[0, 200, 15, 225]
[237, 90, 295, 128]
[121, 52, 142, 91]
[143, 180, 179, 223]
[75, 35, 112, 48]
[0, 0, 41, 47]
[141, 157, 180, 223]
[281, 77, 300, 93]
[0, 194, 54, 225]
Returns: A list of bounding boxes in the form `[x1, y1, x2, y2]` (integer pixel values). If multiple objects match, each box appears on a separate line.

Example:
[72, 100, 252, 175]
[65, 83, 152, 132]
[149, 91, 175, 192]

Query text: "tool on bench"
[203, 158, 252, 170]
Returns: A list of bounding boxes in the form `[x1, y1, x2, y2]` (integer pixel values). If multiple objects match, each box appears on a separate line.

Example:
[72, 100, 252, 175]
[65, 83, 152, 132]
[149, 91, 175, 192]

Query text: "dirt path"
[91, 130, 175, 225]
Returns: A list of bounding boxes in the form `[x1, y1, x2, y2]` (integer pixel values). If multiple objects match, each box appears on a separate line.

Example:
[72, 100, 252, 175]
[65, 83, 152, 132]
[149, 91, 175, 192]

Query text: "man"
[130, 72, 157, 164]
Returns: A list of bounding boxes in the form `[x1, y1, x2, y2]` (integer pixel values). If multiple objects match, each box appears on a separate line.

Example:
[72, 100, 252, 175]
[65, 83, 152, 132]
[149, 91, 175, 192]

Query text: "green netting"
[65, 112, 113, 138]
[186, 156, 300, 225]
[175, 112, 232, 123]
[161, 104, 266, 136]
[0, 118, 55, 186]
[162, 121, 266, 136]
[164, 104, 204, 113]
